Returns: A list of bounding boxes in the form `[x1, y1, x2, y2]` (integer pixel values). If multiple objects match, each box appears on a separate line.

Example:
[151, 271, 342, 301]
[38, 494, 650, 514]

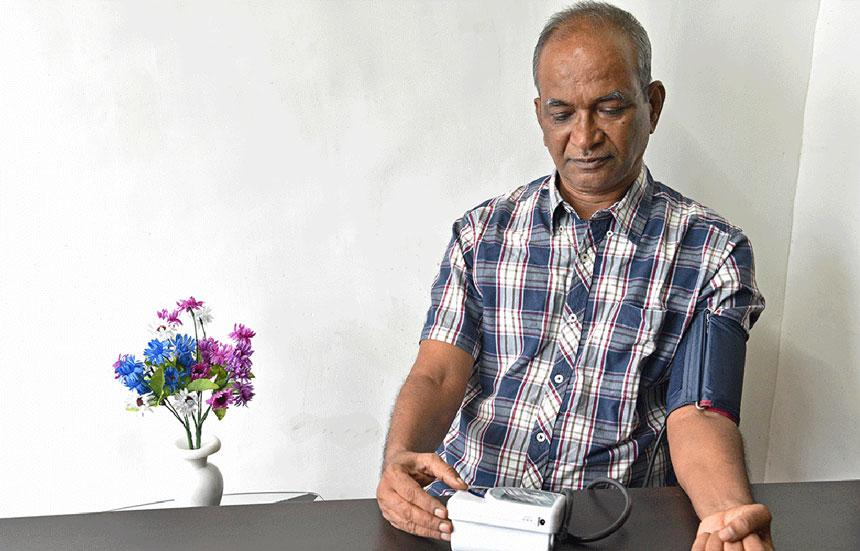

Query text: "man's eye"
[551, 113, 570, 122]
[599, 106, 626, 116]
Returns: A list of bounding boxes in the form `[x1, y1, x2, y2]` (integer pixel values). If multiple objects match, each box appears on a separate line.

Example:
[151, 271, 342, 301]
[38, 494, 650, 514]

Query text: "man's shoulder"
[649, 179, 746, 240]
[455, 174, 550, 229]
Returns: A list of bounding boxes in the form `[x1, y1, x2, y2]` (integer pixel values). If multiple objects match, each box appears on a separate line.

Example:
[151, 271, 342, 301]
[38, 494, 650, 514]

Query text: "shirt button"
[553, 374, 564, 384]
[536, 433, 547, 443]
[606, 230, 614, 237]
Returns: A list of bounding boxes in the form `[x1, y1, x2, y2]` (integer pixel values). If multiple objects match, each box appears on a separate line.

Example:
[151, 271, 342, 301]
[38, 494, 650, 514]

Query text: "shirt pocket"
[581, 301, 666, 377]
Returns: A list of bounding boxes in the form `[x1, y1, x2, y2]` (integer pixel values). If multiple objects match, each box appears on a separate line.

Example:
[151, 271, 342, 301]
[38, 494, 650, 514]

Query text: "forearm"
[384, 372, 466, 462]
[667, 405, 753, 519]
[383, 341, 473, 465]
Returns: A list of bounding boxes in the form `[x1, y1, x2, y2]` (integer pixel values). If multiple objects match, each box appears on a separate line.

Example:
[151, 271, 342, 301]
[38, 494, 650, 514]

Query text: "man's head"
[533, 2, 665, 203]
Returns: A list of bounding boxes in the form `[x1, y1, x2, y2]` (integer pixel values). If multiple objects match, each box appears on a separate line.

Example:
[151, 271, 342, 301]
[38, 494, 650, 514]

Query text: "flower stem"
[163, 399, 195, 449]
[162, 399, 184, 424]
[191, 311, 201, 363]
[195, 390, 203, 448]
[189, 311, 204, 448]
[200, 405, 212, 424]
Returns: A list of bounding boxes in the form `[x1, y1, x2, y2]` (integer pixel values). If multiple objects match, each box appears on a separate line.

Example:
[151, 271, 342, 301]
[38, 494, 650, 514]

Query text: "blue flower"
[172, 334, 197, 368]
[115, 355, 149, 395]
[125, 372, 150, 395]
[144, 339, 170, 366]
[115, 354, 141, 376]
[163, 367, 182, 394]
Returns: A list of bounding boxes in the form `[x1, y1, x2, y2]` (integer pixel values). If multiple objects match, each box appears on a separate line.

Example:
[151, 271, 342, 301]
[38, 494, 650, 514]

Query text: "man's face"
[534, 27, 664, 198]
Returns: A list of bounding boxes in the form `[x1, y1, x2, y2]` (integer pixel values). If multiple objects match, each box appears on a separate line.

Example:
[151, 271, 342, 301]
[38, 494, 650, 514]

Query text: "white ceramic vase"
[174, 435, 224, 507]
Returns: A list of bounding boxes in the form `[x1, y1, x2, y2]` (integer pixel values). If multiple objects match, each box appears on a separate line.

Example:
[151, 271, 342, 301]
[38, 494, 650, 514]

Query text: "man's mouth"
[570, 156, 611, 169]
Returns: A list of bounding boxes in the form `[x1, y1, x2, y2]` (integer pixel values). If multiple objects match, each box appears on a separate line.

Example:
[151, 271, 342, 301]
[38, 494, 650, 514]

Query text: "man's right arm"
[376, 339, 474, 541]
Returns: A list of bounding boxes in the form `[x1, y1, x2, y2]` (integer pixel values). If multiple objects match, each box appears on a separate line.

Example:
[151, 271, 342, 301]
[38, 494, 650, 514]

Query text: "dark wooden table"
[1, 480, 857, 550]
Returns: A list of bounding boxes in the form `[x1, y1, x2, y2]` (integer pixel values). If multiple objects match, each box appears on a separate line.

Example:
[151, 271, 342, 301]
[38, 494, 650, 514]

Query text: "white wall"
[640, 1, 819, 482]
[0, 1, 823, 518]
[767, 0, 860, 482]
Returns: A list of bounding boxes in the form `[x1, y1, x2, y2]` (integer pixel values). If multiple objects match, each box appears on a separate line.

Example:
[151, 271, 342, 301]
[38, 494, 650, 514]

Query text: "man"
[376, 3, 773, 550]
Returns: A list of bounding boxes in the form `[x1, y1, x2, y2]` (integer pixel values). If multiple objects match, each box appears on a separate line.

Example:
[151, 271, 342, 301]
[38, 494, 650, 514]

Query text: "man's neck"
[558, 181, 631, 220]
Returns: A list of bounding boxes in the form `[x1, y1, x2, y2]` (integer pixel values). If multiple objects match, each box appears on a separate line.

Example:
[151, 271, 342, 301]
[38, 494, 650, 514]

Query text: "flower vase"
[175, 435, 224, 507]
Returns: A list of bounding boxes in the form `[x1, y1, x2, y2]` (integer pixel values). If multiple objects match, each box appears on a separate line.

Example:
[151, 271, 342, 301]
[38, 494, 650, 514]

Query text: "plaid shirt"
[421, 166, 764, 495]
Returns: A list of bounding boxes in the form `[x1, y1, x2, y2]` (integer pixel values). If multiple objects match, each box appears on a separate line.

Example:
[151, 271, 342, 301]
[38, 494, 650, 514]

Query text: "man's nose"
[569, 112, 603, 153]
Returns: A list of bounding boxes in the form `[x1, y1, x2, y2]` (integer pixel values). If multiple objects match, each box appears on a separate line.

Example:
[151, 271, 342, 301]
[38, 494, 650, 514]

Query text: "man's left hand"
[692, 503, 773, 551]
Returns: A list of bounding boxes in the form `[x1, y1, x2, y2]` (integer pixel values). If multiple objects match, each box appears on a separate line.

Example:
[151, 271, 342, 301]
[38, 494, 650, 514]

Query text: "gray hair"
[532, 2, 652, 93]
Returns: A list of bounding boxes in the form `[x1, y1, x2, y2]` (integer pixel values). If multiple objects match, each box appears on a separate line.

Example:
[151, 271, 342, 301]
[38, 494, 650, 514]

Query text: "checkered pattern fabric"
[422, 166, 764, 495]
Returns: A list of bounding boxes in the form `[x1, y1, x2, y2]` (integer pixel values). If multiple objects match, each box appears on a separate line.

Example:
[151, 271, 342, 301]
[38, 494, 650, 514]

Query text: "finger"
[419, 453, 468, 489]
[390, 468, 449, 515]
[719, 505, 772, 542]
[384, 469, 453, 538]
[390, 498, 452, 540]
[725, 540, 744, 551]
[379, 461, 452, 526]
[740, 533, 765, 551]
[692, 532, 710, 551]
[388, 518, 449, 541]
[380, 488, 448, 541]
[706, 532, 725, 551]
[376, 469, 452, 538]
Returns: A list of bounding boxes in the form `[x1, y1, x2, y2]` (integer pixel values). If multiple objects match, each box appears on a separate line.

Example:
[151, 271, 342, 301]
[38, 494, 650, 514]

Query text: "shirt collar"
[541, 164, 652, 245]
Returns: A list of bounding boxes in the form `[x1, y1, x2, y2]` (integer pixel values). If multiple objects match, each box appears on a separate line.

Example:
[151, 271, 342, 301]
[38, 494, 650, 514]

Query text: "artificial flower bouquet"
[113, 297, 255, 449]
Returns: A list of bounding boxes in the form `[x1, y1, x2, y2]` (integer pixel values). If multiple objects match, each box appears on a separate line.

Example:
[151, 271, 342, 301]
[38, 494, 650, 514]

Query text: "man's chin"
[559, 168, 621, 194]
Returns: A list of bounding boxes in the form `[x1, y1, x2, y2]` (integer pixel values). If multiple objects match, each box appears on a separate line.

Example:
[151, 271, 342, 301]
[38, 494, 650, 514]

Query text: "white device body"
[447, 487, 566, 551]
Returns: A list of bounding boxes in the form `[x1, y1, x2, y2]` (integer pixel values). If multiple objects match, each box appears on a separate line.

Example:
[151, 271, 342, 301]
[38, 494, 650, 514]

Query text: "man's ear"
[534, 97, 547, 146]
[646, 81, 666, 134]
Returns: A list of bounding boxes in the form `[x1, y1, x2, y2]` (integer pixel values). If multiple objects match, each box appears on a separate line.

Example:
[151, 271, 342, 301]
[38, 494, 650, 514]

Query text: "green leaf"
[187, 379, 219, 392]
[149, 366, 165, 400]
[212, 365, 229, 388]
[213, 408, 227, 420]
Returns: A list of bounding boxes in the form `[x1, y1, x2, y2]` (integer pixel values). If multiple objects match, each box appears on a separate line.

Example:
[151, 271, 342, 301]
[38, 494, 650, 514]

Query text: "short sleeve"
[420, 216, 483, 359]
[697, 231, 765, 333]
[666, 231, 765, 423]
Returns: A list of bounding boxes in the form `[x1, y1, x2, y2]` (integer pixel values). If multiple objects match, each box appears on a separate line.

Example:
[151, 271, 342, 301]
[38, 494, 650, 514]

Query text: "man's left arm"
[668, 405, 773, 550]
[667, 229, 772, 550]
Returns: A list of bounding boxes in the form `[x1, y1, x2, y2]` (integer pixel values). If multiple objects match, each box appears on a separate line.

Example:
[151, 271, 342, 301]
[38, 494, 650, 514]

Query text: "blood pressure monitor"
[447, 478, 631, 551]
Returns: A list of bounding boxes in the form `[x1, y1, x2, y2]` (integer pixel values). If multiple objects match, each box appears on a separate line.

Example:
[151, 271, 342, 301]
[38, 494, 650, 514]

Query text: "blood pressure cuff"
[666, 309, 748, 424]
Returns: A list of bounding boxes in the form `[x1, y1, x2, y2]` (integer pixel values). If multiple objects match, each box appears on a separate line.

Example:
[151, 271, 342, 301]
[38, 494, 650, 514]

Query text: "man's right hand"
[376, 450, 468, 541]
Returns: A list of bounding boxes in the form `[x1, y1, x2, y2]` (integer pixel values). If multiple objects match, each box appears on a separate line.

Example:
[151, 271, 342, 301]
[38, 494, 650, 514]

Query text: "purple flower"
[209, 341, 233, 366]
[206, 389, 234, 409]
[113, 354, 124, 379]
[198, 337, 215, 363]
[190, 363, 211, 380]
[157, 308, 183, 325]
[177, 296, 205, 311]
[227, 340, 253, 380]
[232, 382, 254, 406]
[229, 323, 255, 343]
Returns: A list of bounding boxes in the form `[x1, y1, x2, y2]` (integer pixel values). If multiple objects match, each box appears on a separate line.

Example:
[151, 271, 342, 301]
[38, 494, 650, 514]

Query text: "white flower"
[173, 390, 198, 417]
[194, 305, 214, 327]
[126, 393, 155, 416]
[147, 321, 178, 340]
